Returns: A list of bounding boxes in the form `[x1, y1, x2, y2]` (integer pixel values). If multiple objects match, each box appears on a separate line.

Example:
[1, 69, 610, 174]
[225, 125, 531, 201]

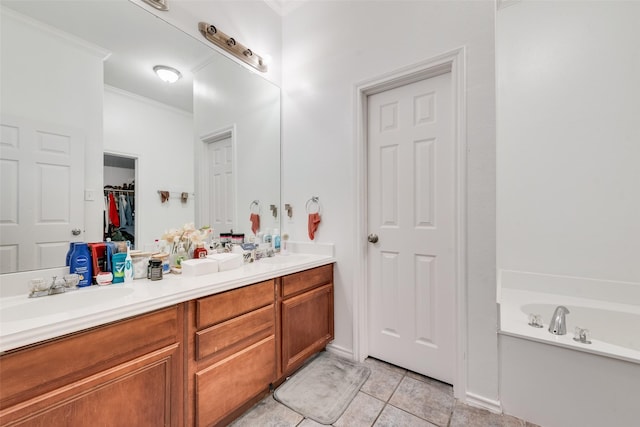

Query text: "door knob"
[367, 233, 379, 244]
[71, 228, 81, 236]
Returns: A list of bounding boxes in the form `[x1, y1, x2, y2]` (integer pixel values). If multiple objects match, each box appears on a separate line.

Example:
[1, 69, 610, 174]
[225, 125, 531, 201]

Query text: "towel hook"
[306, 196, 321, 214]
[284, 203, 293, 218]
[250, 200, 260, 214]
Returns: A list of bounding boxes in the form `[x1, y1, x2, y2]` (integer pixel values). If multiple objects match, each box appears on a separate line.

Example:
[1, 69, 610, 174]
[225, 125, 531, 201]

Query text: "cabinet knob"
[71, 228, 82, 236]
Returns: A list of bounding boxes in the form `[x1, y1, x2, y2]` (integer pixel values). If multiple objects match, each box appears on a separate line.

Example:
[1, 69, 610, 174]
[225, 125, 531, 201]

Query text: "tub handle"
[573, 327, 592, 344]
[528, 314, 543, 328]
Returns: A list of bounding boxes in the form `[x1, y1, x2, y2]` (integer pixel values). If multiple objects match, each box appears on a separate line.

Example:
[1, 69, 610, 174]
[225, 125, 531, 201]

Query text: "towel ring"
[306, 196, 321, 214]
[250, 200, 260, 214]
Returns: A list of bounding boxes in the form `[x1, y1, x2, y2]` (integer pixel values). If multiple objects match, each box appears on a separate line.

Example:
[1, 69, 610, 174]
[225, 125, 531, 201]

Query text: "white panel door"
[207, 137, 234, 232]
[367, 72, 455, 383]
[0, 116, 84, 273]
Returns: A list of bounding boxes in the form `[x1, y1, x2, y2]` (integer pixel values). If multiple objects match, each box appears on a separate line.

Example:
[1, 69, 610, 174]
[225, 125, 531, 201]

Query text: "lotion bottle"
[70, 242, 92, 287]
[124, 241, 134, 283]
[263, 229, 272, 248]
[273, 228, 281, 253]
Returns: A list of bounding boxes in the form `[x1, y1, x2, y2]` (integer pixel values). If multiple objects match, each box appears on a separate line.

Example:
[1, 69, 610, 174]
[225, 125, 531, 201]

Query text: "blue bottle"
[65, 242, 78, 266]
[70, 243, 93, 287]
[105, 240, 117, 272]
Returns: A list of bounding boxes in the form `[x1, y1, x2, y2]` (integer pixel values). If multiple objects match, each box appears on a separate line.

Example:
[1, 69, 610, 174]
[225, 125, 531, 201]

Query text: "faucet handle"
[573, 327, 592, 344]
[528, 313, 543, 328]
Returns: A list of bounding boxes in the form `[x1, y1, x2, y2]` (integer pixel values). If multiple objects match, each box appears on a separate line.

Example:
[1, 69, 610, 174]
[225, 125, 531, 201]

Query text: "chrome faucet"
[548, 305, 570, 335]
[46, 276, 66, 295]
[29, 275, 74, 298]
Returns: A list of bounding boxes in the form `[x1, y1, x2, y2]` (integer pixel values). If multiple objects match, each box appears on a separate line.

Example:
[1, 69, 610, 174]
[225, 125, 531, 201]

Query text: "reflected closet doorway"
[103, 153, 137, 248]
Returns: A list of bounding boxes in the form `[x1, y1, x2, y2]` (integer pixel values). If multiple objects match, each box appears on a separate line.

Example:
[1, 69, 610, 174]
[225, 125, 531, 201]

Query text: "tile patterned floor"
[230, 356, 540, 427]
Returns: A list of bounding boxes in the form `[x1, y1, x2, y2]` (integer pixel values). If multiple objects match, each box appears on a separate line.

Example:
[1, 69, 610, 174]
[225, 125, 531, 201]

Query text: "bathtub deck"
[499, 287, 640, 365]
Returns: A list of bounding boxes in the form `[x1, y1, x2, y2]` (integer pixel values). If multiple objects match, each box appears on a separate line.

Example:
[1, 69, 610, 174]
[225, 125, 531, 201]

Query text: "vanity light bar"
[142, 0, 169, 11]
[198, 22, 268, 73]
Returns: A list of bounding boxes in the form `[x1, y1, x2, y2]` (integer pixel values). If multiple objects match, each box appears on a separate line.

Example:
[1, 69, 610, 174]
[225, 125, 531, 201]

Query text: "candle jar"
[147, 259, 163, 281]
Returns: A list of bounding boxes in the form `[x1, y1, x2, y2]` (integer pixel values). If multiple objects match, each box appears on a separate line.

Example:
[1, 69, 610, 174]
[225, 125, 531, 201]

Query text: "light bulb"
[153, 65, 182, 83]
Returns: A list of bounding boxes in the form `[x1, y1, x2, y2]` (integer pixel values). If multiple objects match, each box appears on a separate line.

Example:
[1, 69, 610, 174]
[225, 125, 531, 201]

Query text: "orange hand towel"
[308, 213, 321, 240]
[250, 213, 260, 235]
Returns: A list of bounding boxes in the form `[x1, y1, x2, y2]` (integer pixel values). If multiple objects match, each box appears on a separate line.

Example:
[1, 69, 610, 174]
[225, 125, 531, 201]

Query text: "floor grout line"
[232, 357, 535, 427]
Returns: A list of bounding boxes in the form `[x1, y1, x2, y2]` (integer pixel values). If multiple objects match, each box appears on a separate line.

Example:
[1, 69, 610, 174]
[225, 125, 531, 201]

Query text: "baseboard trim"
[325, 343, 354, 360]
[465, 392, 502, 414]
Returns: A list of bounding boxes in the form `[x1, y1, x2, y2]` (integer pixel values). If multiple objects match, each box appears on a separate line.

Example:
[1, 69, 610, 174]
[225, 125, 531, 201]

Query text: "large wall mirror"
[0, 0, 281, 274]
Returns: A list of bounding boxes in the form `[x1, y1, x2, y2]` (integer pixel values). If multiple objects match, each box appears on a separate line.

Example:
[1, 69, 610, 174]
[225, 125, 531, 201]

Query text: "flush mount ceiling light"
[153, 65, 182, 83]
[198, 22, 268, 73]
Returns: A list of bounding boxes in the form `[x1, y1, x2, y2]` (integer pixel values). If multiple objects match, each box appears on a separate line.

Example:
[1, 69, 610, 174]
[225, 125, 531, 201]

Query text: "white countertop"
[0, 253, 335, 353]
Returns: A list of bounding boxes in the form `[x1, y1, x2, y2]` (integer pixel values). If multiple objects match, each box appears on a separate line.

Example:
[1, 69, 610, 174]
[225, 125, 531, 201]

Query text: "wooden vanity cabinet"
[186, 279, 277, 427]
[0, 263, 334, 427]
[279, 264, 334, 377]
[0, 305, 184, 427]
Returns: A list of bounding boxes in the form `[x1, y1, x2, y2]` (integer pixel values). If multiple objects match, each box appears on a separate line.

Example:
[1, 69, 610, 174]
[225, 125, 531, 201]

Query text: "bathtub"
[498, 270, 640, 427]
[500, 290, 640, 364]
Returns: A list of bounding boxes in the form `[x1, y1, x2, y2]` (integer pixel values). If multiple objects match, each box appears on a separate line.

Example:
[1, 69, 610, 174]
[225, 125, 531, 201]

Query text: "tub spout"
[548, 305, 570, 335]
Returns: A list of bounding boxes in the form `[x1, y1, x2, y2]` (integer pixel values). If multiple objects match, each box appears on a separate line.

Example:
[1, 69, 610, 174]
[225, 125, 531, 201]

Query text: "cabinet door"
[281, 283, 334, 375]
[0, 344, 181, 427]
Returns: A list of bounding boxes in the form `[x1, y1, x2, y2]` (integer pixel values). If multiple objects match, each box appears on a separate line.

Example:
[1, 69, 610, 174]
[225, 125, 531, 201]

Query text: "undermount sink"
[0, 286, 135, 322]
[259, 253, 313, 265]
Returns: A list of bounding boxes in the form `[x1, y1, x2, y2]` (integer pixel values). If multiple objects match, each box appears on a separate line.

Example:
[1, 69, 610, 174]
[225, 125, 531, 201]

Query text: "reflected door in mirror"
[0, 117, 84, 273]
[206, 136, 234, 233]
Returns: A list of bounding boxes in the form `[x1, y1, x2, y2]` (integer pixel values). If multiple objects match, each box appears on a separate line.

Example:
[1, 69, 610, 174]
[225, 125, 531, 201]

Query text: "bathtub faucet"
[548, 305, 570, 335]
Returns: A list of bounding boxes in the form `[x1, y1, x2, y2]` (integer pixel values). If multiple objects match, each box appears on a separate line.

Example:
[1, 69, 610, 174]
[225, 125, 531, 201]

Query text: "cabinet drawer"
[281, 264, 333, 298]
[196, 280, 274, 329]
[196, 336, 276, 427]
[196, 304, 274, 362]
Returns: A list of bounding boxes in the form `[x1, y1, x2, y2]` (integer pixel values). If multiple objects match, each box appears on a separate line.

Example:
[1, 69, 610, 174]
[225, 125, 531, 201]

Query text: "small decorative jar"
[147, 259, 163, 281]
[193, 242, 208, 259]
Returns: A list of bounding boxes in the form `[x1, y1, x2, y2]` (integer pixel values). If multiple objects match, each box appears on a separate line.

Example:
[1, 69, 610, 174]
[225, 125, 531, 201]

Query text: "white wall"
[497, 1, 640, 284]
[104, 166, 134, 188]
[282, 1, 497, 403]
[103, 86, 194, 249]
[0, 8, 106, 244]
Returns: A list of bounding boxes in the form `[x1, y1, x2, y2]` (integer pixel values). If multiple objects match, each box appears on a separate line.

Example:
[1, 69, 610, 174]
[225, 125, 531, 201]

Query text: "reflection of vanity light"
[153, 65, 182, 83]
[141, 0, 168, 11]
[198, 22, 268, 73]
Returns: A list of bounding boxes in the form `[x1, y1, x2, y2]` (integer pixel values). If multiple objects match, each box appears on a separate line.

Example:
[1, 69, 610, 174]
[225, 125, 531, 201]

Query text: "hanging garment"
[118, 194, 127, 227]
[125, 193, 134, 226]
[109, 193, 120, 227]
[104, 195, 109, 233]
